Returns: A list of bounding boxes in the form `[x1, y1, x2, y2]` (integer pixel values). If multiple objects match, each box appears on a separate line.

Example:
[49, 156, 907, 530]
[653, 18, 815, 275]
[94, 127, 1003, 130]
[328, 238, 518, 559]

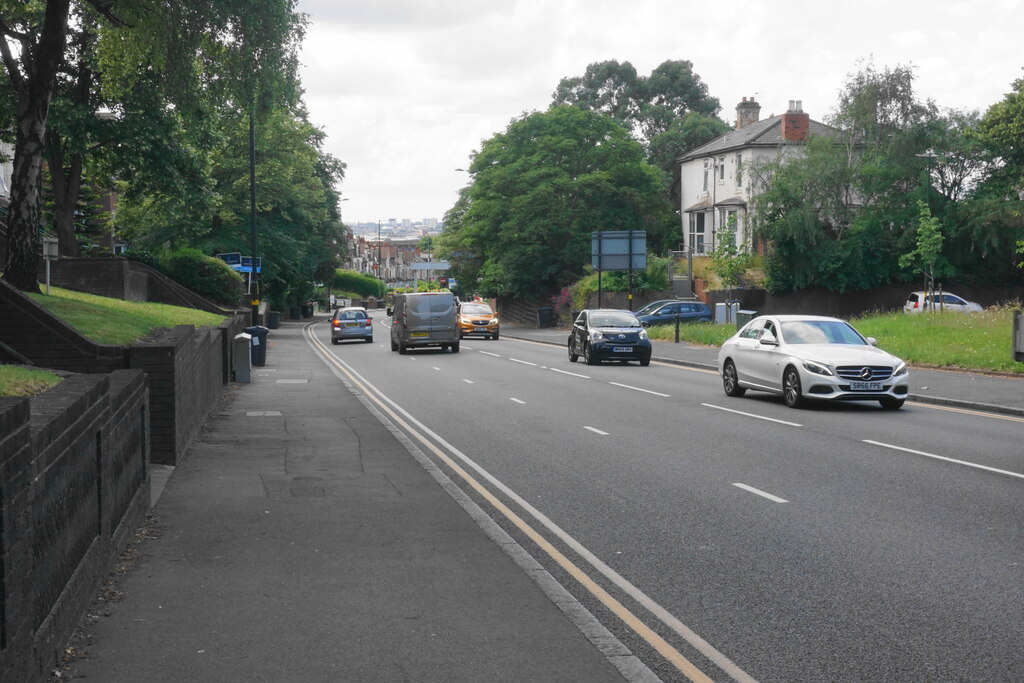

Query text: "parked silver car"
[718, 314, 909, 409]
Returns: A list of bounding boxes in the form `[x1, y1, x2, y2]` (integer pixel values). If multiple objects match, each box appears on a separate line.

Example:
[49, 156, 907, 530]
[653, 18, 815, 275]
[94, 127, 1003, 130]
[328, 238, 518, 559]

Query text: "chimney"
[736, 96, 760, 130]
[781, 99, 810, 142]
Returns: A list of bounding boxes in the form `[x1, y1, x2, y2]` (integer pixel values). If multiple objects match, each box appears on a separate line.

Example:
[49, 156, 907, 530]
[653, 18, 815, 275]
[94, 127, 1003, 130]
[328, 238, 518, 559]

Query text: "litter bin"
[537, 306, 554, 328]
[736, 309, 757, 330]
[289, 306, 301, 319]
[232, 332, 252, 382]
[267, 311, 281, 329]
[244, 325, 269, 366]
[301, 304, 313, 318]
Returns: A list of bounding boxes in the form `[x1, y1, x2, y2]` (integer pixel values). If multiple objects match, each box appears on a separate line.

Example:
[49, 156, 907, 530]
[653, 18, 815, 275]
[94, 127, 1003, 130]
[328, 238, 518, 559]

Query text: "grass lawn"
[1, 287, 228, 397]
[25, 287, 226, 345]
[0, 366, 63, 397]
[646, 305, 1023, 374]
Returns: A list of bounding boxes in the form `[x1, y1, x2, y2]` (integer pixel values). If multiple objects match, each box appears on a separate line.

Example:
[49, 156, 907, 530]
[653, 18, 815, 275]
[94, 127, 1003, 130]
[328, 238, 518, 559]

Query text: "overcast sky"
[295, 0, 1024, 225]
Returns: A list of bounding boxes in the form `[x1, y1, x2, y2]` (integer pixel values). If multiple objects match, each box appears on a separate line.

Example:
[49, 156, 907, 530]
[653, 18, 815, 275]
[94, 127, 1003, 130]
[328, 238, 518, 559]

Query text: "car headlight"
[590, 330, 604, 341]
[639, 329, 649, 340]
[802, 360, 834, 376]
[490, 318, 499, 325]
[893, 361, 908, 377]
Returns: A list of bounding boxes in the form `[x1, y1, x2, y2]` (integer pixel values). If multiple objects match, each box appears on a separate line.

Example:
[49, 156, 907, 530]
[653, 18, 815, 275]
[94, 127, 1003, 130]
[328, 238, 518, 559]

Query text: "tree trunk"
[2, 0, 72, 293]
[4, 101, 50, 293]
[47, 135, 84, 257]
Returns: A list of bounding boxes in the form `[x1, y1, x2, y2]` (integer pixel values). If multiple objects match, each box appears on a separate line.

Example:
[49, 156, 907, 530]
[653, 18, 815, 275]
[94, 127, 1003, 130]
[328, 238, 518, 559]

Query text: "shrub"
[158, 247, 245, 306]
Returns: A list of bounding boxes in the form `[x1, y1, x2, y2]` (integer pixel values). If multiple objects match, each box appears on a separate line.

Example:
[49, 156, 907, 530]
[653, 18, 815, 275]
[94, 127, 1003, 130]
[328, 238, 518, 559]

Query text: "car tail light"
[914, 301, 919, 309]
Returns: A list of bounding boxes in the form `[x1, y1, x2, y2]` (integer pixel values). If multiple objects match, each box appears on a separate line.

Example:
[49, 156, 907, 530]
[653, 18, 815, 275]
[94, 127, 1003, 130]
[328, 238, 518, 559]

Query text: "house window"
[689, 213, 707, 254]
[702, 159, 710, 192]
[718, 157, 725, 181]
[735, 153, 743, 187]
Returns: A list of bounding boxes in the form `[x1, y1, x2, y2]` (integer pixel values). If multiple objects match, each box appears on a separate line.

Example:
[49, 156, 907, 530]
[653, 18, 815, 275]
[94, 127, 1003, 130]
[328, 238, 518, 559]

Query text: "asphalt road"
[316, 322, 1024, 682]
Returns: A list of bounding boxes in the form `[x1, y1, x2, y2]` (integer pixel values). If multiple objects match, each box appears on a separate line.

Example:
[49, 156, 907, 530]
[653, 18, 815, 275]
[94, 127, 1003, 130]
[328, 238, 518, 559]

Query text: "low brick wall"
[0, 279, 248, 466]
[0, 370, 149, 683]
[130, 319, 245, 465]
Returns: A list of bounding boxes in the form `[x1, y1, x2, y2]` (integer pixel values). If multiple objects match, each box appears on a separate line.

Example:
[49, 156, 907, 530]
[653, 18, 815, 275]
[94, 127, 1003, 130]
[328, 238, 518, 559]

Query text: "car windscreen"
[591, 312, 641, 328]
[338, 311, 366, 320]
[461, 304, 492, 315]
[780, 320, 866, 345]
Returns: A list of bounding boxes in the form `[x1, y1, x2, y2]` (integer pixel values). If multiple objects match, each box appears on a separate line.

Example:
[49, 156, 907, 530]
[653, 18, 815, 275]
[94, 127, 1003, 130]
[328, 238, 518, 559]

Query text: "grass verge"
[645, 305, 1023, 374]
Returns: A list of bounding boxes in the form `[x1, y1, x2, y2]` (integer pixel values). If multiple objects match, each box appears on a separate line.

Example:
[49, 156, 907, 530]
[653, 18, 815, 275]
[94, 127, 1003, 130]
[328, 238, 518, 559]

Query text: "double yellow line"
[303, 323, 755, 683]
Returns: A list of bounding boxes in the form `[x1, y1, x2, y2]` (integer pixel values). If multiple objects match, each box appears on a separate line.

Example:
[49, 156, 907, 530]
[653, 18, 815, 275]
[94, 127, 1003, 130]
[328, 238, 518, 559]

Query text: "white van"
[389, 292, 460, 354]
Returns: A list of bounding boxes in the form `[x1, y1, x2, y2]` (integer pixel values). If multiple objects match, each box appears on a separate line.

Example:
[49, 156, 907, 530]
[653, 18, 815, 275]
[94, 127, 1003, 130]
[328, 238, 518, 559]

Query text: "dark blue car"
[636, 301, 712, 327]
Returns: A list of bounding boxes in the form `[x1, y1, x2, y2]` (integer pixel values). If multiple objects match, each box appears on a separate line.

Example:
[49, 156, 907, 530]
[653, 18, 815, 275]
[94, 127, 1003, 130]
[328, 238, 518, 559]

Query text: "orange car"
[458, 302, 500, 339]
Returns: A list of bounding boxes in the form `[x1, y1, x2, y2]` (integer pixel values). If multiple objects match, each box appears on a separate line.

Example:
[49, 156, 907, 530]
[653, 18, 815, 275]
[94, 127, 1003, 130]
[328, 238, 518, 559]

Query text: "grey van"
[389, 291, 460, 354]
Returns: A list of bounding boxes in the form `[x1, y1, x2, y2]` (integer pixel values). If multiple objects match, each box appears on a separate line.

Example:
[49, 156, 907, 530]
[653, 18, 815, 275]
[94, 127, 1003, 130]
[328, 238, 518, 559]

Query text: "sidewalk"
[66, 320, 652, 683]
[502, 326, 1024, 417]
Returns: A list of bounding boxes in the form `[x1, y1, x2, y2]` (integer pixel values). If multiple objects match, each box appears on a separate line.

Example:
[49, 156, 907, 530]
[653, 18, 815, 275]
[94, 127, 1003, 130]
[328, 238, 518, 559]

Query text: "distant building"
[678, 98, 843, 255]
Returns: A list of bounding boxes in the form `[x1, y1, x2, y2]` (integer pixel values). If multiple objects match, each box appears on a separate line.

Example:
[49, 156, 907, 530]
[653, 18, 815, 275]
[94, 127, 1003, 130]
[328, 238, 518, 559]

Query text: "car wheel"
[492, 330, 499, 340]
[365, 337, 373, 343]
[398, 343, 407, 355]
[451, 342, 460, 353]
[584, 343, 598, 365]
[879, 397, 905, 410]
[391, 338, 398, 351]
[640, 357, 650, 367]
[722, 360, 746, 397]
[331, 338, 339, 345]
[783, 367, 805, 408]
[568, 344, 579, 362]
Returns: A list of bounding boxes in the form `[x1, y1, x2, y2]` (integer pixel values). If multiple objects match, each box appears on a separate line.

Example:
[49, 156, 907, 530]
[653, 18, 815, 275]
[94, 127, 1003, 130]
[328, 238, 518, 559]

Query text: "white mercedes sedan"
[717, 315, 910, 410]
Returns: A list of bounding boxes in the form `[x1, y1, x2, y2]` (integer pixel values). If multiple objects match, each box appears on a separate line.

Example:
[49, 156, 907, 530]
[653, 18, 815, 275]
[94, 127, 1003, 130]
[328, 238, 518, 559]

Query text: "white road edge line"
[609, 382, 670, 397]
[863, 440, 1024, 480]
[733, 483, 789, 503]
[702, 403, 803, 427]
[510, 358, 537, 366]
[550, 368, 590, 379]
[510, 398, 526, 405]
[585, 426, 609, 436]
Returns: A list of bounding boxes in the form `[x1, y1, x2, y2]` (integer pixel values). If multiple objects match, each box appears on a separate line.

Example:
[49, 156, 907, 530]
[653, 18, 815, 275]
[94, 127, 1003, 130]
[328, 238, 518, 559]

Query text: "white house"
[678, 98, 841, 255]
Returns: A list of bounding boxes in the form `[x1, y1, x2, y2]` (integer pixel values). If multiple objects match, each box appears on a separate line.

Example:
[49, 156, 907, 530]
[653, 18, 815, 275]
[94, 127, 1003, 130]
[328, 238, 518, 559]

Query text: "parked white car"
[718, 315, 910, 410]
[903, 291, 982, 314]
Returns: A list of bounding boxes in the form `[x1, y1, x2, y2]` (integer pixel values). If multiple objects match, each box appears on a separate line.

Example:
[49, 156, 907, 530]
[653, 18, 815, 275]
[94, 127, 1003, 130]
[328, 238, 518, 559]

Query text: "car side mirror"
[759, 330, 778, 346]
[866, 337, 878, 346]
[386, 307, 393, 316]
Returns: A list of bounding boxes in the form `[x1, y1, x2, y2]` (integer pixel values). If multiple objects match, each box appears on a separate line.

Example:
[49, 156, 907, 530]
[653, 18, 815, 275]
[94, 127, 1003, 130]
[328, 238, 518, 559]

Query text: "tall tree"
[552, 59, 728, 200]
[437, 106, 672, 299]
[1, 0, 306, 291]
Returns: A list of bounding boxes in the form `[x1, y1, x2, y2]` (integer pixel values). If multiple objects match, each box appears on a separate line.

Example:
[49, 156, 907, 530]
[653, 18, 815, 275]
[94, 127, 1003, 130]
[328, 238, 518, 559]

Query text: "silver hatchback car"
[331, 307, 373, 344]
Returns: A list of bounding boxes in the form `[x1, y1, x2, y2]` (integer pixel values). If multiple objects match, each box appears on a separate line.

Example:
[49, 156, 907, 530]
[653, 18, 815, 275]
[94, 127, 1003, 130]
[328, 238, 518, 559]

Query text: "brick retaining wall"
[0, 371, 149, 683]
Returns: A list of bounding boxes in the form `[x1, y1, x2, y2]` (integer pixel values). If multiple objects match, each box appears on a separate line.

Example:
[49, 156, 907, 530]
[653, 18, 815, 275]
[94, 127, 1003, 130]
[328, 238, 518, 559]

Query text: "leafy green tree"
[437, 106, 673, 299]
[961, 75, 1024, 278]
[898, 201, 949, 293]
[708, 223, 754, 299]
[1, 0, 306, 290]
[552, 59, 728, 198]
[750, 61, 968, 293]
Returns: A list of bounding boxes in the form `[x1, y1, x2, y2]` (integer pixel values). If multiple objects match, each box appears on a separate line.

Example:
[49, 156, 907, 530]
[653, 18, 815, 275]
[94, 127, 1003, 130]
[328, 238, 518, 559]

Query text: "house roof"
[678, 114, 843, 162]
